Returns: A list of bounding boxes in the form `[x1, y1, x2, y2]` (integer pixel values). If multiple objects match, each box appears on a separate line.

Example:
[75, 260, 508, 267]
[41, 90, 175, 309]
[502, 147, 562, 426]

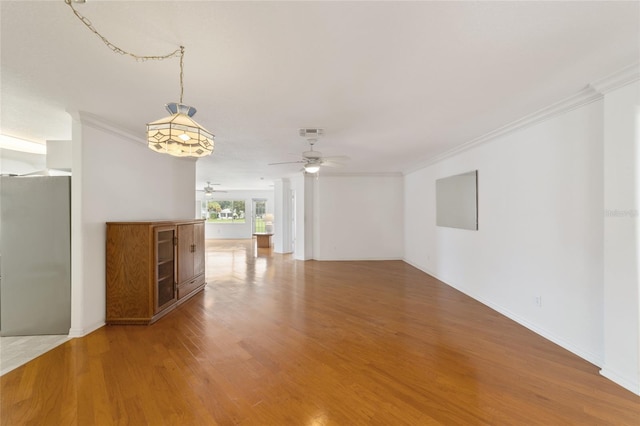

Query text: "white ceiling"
[2, 1, 638, 190]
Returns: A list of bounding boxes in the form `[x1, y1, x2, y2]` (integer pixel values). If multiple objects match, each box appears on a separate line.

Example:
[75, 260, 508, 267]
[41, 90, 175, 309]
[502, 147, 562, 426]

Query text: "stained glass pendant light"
[147, 102, 214, 158]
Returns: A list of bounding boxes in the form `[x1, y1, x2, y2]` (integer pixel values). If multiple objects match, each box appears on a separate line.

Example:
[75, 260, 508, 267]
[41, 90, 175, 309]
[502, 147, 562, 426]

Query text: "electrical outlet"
[535, 296, 542, 307]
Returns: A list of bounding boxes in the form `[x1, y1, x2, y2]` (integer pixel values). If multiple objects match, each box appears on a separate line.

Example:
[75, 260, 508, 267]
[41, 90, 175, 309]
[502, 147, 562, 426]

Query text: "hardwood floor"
[2, 239, 639, 425]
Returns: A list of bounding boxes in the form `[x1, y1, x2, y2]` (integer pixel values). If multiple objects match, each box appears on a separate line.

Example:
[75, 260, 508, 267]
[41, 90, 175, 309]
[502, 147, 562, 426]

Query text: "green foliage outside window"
[206, 200, 246, 223]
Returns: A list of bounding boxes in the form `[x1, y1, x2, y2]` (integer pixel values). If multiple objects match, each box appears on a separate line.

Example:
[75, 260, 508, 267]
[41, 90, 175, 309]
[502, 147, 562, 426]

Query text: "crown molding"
[405, 86, 602, 172]
[589, 62, 639, 94]
[74, 111, 144, 146]
[319, 171, 403, 178]
[404, 63, 640, 174]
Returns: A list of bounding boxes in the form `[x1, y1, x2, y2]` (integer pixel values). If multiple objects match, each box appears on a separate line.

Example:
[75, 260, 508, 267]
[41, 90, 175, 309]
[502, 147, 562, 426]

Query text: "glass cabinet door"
[155, 226, 177, 313]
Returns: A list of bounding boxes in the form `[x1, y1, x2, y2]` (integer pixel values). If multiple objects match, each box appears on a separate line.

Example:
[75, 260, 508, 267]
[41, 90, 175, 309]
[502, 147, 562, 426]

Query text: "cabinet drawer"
[178, 274, 205, 300]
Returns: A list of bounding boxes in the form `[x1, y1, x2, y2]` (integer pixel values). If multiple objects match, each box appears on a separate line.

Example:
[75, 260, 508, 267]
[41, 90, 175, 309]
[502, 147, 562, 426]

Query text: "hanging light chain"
[64, 0, 182, 62]
[179, 46, 185, 104]
[64, 0, 186, 104]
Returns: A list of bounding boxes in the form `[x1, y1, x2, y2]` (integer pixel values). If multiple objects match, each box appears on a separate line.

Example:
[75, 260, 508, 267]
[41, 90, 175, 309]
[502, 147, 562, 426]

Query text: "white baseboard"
[402, 259, 604, 368]
[68, 321, 105, 338]
[314, 256, 404, 261]
[600, 367, 640, 396]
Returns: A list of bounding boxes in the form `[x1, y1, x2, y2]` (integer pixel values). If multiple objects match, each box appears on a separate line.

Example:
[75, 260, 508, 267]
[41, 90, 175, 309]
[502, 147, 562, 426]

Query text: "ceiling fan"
[268, 129, 348, 174]
[198, 181, 227, 197]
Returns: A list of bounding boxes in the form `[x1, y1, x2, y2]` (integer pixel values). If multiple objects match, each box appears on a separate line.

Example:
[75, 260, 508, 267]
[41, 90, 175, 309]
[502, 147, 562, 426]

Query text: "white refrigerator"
[0, 176, 71, 336]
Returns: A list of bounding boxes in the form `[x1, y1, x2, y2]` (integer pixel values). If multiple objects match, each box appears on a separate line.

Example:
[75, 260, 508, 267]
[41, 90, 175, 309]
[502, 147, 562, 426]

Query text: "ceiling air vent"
[299, 128, 324, 138]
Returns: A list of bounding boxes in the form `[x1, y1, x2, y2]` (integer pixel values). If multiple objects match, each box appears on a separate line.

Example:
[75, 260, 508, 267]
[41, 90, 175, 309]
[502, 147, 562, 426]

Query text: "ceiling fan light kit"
[65, 0, 214, 158]
[304, 162, 321, 174]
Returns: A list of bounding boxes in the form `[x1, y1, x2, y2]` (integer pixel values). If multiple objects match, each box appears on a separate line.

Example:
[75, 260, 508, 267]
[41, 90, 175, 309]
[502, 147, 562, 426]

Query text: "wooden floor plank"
[2, 239, 639, 425]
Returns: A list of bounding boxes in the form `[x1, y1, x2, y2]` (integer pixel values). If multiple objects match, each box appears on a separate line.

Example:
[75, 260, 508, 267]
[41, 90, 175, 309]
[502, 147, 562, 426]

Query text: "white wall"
[292, 174, 315, 260]
[0, 148, 46, 175]
[274, 179, 292, 253]
[601, 81, 640, 394]
[70, 113, 195, 336]
[315, 174, 404, 260]
[405, 100, 606, 366]
[200, 189, 275, 239]
[46, 140, 72, 170]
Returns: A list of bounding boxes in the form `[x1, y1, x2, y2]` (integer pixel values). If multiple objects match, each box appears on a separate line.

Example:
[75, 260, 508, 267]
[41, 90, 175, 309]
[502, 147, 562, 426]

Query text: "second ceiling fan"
[268, 129, 348, 174]
[199, 181, 227, 197]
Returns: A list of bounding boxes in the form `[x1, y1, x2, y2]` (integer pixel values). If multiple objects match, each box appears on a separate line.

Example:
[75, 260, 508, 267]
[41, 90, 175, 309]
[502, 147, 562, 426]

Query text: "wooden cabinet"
[253, 233, 273, 248]
[155, 225, 178, 314]
[177, 222, 205, 300]
[106, 220, 206, 325]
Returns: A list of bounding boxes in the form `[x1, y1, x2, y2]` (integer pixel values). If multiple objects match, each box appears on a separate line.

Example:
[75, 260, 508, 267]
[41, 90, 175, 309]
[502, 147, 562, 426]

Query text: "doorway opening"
[252, 199, 267, 233]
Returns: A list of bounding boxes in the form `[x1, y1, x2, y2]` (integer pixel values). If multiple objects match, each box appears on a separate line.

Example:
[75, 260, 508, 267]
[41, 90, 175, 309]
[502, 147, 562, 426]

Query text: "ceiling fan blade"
[268, 160, 306, 166]
[322, 155, 350, 162]
[321, 161, 345, 168]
